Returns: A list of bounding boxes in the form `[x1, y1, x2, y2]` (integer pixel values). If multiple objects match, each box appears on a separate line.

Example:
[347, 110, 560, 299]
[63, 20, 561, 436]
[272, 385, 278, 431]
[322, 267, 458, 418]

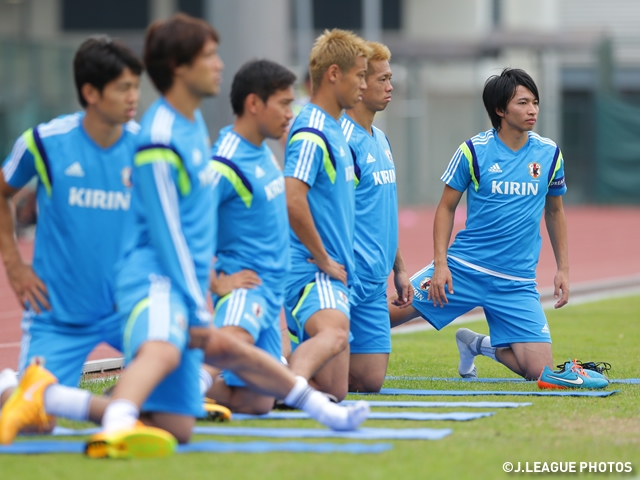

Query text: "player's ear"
[495, 107, 505, 119]
[326, 64, 341, 84]
[81, 83, 100, 107]
[245, 93, 261, 115]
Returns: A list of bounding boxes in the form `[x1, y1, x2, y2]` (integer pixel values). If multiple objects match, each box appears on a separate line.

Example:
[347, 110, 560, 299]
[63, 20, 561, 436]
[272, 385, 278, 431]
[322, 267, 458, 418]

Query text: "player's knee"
[349, 374, 384, 393]
[204, 330, 237, 364]
[139, 342, 181, 374]
[327, 328, 349, 354]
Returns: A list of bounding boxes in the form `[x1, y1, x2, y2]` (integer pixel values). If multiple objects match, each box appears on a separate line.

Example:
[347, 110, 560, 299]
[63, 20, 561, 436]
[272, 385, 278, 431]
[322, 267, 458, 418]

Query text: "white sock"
[0, 369, 18, 402]
[199, 368, 214, 396]
[101, 399, 140, 432]
[479, 336, 497, 361]
[283, 376, 369, 431]
[43, 384, 91, 421]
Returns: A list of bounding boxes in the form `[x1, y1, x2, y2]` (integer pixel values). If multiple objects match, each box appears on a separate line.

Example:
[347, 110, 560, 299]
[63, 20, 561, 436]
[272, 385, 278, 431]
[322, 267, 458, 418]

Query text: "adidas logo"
[255, 165, 265, 179]
[366, 153, 376, 163]
[541, 324, 550, 334]
[64, 162, 85, 177]
[488, 163, 502, 173]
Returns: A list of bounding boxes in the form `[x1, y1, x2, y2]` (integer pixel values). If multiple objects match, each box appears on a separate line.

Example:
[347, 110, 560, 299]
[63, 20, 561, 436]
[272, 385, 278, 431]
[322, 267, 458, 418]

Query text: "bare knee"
[138, 342, 181, 374]
[205, 330, 240, 365]
[349, 374, 384, 393]
[323, 327, 349, 355]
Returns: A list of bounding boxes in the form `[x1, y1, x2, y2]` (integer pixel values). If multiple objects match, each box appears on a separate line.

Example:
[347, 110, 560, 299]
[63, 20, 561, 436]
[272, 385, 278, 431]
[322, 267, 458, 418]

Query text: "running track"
[1, 206, 639, 370]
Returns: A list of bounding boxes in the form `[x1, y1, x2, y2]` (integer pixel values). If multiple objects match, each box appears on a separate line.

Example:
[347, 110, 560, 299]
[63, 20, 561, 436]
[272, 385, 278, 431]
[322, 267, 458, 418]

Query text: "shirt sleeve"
[134, 145, 211, 327]
[2, 132, 37, 189]
[441, 145, 472, 192]
[284, 131, 325, 188]
[547, 149, 567, 196]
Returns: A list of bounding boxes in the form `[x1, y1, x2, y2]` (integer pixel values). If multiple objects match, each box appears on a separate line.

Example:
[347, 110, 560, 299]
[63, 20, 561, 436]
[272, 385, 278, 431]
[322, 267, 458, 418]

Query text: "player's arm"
[134, 147, 210, 332]
[0, 134, 49, 312]
[430, 185, 464, 307]
[285, 177, 347, 285]
[544, 194, 569, 309]
[210, 270, 261, 297]
[391, 248, 413, 308]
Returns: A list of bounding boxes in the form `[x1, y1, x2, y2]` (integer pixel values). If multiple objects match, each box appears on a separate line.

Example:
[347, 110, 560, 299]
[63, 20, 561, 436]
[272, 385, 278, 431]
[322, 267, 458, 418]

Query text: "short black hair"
[230, 60, 297, 116]
[145, 13, 219, 94]
[482, 68, 539, 130]
[74, 36, 143, 108]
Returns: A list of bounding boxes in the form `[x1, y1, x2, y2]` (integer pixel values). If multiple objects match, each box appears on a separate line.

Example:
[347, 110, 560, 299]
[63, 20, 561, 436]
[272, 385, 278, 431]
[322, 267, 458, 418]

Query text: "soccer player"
[0, 37, 142, 407]
[203, 59, 296, 414]
[339, 42, 412, 393]
[389, 68, 569, 382]
[284, 29, 370, 401]
[0, 15, 369, 456]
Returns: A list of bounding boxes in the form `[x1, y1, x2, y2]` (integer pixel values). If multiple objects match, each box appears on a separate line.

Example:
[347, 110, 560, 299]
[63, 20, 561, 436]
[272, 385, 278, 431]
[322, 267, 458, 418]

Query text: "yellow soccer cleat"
[85, 425, 178, 459]
[0, 364, 57, 445]
[201, 398, 232, 422]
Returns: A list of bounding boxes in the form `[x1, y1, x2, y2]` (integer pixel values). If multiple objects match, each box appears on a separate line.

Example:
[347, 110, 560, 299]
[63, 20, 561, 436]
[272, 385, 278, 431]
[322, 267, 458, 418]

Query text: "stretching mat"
[341, 400, 531, 408]
[357, 388, 619, 397]
[51, 426, 453, 440]
[386, 376, 639, 384]
[231, 411, 494, 421]
[0, 440, 393, 455]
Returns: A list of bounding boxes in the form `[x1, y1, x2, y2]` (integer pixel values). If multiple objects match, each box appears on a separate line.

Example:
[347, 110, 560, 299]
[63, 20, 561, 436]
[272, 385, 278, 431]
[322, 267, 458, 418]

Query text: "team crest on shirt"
[121, 167, 132, 188]
[337, 290, 349, 308]
[419, 277, 431, 292]
[251, 302, 263, 318]
[175, 312, 186, 330]
[528, 162, 541, 179]
[385, 149, 393, 164]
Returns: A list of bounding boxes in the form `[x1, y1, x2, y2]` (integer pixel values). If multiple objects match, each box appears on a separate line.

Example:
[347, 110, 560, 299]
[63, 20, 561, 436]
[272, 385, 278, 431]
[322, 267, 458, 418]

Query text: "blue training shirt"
[283, 103, 356, 285]
[340, 114, 399, 284]
[1, 112, 138, 324]
[211, 126, 289, 298]
[443, 129, 567, 279]
[117, 98, 219, 327]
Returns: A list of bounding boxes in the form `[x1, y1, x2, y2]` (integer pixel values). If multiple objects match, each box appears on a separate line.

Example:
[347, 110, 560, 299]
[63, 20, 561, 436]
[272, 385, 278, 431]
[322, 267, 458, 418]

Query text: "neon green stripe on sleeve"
[459, 143, 479, 192]
[211, 161, 253, 208]
[23, 129, 52, 197]
[135, 148, 192, 196]
[289, 132, 336, 184]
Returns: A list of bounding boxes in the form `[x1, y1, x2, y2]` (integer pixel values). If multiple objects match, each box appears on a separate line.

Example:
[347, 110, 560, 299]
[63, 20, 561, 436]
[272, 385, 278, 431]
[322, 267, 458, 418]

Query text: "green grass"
[2, 295, 639, 480]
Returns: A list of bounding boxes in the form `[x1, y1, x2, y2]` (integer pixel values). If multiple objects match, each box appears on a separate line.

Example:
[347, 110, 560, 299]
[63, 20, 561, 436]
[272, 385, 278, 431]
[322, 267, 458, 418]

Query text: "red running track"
[1, 205, 639, 370]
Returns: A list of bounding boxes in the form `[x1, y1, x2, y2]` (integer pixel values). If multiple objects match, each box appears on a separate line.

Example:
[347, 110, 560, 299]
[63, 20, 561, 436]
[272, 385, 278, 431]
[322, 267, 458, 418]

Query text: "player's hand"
[309, 256, 347, 285]
[210, 270, 261, 297]
[6, 260, 50, 313]
[428, 264, 453, 308]
[553, 269, 569, 309]
[392, 269, 413, 308]
[188, 326, 211, 350]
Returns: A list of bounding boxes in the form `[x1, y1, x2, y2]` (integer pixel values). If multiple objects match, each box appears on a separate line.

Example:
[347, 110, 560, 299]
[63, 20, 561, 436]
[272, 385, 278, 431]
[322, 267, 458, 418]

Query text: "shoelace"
[577, 361, 611, 376]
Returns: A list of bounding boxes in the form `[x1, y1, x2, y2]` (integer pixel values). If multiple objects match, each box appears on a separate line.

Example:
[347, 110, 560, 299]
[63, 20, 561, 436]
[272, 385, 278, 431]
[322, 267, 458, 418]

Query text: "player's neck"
[164, 83, 202, 122]
[345, 103, 375, 135]
[310, 89, 342, 120]
[82, 110, 123, 149]
[497, 124, 529, 152]
[233, 117, 265, 147]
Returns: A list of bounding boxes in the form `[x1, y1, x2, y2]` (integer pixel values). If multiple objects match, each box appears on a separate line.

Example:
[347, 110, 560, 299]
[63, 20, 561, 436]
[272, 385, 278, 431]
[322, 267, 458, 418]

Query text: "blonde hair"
[365, 41, 391, 77]
[308, 29, 371, 92]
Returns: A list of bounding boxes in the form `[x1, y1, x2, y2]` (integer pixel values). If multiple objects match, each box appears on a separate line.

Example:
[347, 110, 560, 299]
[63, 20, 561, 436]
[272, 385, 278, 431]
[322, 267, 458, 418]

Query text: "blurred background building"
[1, 0, 639, 205]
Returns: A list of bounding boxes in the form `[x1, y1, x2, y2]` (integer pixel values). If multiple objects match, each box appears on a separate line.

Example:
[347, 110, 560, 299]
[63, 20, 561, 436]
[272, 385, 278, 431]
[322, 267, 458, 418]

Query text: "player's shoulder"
[528, 131, 559, 152]
[466, 129, 496, 149]
[212, 126, 241, 161]
[138, 99, 178, 148]
[123, 120, 141, 136]
[35, 112, 83, 140]
[291, 103, 333, 134]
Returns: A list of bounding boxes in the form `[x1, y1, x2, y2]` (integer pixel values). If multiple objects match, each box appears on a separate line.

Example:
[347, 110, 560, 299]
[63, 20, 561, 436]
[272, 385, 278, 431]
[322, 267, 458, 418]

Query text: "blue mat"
[232, 411, 494, 421]
[0, 440, 393, 455]
[358, 388, 619, 397]
[341, 400, 531, 408]
[386, 376, 640, 385]
[192, 426, 452, 440]
[52, 426, 453, 440]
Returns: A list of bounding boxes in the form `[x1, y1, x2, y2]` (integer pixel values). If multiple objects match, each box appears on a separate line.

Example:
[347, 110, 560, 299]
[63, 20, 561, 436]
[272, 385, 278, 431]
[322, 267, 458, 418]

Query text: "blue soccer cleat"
[538, 359, 609, 390]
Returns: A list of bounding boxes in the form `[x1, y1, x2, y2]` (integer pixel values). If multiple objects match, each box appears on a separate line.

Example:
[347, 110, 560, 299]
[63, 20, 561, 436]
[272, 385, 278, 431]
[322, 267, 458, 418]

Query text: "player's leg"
[349, 281, 391, 392]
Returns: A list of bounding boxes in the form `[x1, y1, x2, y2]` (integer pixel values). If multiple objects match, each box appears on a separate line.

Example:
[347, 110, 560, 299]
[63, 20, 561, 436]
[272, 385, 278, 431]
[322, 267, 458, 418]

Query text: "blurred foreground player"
[0, 37, 142, 409]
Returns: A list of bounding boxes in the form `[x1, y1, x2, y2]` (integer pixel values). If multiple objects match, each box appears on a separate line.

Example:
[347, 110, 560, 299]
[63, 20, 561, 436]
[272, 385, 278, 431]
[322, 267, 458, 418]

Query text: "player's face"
[499, 85, 539, 132]
[183, 39, 224, 98]
[361, 60, 393, 113]
[91, 67, 140, 125]
[336, 55, 368, 110]
[256, 86, 295, 140]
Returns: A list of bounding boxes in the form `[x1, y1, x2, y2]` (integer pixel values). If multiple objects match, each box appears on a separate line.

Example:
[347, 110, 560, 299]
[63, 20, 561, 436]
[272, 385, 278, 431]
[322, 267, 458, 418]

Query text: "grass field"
[1, 295, 639, 480]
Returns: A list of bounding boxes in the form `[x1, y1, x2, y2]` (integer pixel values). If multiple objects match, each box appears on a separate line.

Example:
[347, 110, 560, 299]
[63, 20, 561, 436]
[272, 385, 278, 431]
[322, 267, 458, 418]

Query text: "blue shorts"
[118, 277, 204, 418]
[410, 258, 551, 348]
[18, 311, 123, 387]
[213, 287, 282, 387]
[349, 278, 391, 354]
[284, 272, 351, 351]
